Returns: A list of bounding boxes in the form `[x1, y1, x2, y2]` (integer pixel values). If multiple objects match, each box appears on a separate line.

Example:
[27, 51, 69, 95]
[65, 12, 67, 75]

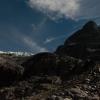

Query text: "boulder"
[22, 52, 58, 77]
[0, 56, 24, 86]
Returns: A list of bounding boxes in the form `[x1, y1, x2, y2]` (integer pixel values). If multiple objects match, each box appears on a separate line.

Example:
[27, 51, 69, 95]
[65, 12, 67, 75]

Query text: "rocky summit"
[56, 21, 100, 62]
[0, 21, 100, 100]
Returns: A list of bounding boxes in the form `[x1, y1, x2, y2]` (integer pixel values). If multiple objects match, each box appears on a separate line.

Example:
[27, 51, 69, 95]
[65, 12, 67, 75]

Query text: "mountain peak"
[83, 21, 98, 31]
[55, 21, 100, 61]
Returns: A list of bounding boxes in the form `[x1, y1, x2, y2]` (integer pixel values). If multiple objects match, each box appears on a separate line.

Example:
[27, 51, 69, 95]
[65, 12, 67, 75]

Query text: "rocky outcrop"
[22, 52, 58, 77]
[0, 56, 24, 86]
[22, 52, 76, 78]
[55, 21, 100, 61]
[22, 52, 96, 81]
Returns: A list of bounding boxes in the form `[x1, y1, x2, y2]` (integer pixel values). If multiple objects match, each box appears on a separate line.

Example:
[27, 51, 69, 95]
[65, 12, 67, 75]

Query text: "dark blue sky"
[0, 0, 100, 54]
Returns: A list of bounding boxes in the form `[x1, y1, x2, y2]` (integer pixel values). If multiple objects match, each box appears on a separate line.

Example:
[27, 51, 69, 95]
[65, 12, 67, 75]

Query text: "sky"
[0, 0, 100, 54]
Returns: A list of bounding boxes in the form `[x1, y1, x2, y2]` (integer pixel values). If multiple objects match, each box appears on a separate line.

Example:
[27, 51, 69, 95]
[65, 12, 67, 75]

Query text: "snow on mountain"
[0, 51, 34, 56]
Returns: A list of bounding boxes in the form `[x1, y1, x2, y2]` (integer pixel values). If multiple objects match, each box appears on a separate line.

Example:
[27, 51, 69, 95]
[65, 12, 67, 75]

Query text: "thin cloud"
[28, 0, 100, 20]
[9, 27, 48, 53]
[44, 35, 68, 44]
[44, 37, 56, 44]
[32, 18, 47, 32]
[44, 24, 82, 44]
[22, 36, 48, 53]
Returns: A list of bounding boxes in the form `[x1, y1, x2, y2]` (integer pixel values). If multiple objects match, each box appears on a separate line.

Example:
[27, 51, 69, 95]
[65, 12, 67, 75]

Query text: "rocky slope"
[0, 21, 100, 100]
[56, 21, 100, 62]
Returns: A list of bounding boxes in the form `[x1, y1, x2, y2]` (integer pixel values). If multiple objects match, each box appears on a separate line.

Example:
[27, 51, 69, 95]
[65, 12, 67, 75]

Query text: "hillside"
[0, 21, 100, 100]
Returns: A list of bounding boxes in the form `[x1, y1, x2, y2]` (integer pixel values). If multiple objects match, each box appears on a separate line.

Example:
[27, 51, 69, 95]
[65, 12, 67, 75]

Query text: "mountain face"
[56, 21, 100, 61]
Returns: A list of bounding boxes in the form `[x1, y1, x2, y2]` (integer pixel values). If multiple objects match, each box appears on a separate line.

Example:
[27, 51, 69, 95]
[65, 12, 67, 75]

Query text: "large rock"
[55, 21, 100, 61]
[22, 51, 95, 80]
[22, 52, 58, 77]
[0, 56, 24, 86]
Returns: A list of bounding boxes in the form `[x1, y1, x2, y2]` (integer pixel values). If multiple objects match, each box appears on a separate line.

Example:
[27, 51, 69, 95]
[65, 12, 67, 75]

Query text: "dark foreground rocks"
[0, 56, 24, 86]
[0, 52, 99, 100]
[22, 52, 95, 80]
[22, 52, 57, 77]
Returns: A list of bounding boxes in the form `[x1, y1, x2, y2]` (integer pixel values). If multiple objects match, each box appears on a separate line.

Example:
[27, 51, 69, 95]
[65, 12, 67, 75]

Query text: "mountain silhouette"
[56, 21, 100, 61]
